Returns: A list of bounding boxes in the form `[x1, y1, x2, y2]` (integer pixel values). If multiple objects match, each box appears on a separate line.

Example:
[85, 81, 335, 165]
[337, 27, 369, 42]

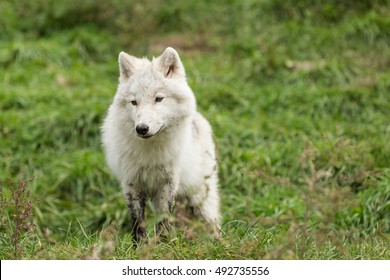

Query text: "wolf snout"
[136, 124, 149, 136]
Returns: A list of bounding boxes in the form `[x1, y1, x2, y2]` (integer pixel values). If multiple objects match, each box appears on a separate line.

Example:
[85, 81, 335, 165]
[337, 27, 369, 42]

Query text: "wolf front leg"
[124, 186, 146, 243]
[152, 182, 176, 237]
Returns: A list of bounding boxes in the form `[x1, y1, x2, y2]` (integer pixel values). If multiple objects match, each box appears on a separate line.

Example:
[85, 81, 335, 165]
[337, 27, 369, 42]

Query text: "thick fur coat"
[101, 47, 220, 241]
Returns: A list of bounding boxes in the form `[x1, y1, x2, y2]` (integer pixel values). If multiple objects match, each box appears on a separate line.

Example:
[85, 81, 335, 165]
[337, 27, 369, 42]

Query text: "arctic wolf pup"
[102, 47, 220, 242]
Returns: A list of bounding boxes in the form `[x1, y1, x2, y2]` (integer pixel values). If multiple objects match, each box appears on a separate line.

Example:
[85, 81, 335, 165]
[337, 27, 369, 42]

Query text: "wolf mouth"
[137, 125, 165, 139]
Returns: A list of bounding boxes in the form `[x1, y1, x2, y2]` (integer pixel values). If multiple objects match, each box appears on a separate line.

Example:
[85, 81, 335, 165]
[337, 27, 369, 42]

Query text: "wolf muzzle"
[136, 124, 149, 136]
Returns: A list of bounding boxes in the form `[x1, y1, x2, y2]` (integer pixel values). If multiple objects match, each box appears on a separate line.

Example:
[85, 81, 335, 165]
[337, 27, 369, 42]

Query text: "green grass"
[1, 0, 390, 259]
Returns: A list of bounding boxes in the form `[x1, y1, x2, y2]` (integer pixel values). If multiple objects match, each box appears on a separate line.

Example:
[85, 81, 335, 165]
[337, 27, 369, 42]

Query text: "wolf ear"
[157, 47, 185, 78]
[118, 52, 135, 80]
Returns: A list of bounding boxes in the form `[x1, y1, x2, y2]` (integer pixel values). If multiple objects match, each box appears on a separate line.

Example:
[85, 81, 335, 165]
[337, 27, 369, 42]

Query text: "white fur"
[102, 47, 220, 237]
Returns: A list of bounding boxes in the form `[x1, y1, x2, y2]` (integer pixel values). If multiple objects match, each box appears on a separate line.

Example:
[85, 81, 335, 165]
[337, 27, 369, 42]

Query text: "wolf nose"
[136, 124, 149, 135]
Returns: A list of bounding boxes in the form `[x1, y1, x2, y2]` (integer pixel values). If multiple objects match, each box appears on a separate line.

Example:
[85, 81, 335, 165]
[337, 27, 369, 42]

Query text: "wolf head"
[114, 47, 196, 139]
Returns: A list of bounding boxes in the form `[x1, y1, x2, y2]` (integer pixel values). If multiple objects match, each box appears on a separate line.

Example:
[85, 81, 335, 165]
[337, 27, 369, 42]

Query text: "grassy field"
[1, 0, 389, 259]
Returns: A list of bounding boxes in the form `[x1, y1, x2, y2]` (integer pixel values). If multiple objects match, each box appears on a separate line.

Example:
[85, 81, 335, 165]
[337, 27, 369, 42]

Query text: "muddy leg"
[124, 189, 146, 243]
[153, 183, 176, 237]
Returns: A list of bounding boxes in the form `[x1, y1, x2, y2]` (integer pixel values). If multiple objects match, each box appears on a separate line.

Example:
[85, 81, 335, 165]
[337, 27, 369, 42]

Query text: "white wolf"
[101, 47, 220, 242]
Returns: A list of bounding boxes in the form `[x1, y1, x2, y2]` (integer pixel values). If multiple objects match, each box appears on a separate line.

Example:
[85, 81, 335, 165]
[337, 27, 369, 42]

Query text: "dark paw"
[155, 219, 172, 239]
[132, 226, 146, 246]
[136, 226, 146, 240]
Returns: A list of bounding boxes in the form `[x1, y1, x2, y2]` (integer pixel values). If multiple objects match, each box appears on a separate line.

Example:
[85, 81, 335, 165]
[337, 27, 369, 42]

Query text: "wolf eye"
[155, 96, 164, 103]
[130, 100, 137, 106]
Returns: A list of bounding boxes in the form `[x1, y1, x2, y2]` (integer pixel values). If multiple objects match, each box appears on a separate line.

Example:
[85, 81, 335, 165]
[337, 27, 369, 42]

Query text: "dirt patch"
[149, 33, 216, 55]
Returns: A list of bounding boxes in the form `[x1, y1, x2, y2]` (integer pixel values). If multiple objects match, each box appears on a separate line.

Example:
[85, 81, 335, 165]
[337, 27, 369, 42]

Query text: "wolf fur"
[101, 47, 220, 241]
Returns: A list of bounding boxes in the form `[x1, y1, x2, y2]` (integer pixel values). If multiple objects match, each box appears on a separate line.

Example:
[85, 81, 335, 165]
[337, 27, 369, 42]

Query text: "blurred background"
[0, 0, 389, 259]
